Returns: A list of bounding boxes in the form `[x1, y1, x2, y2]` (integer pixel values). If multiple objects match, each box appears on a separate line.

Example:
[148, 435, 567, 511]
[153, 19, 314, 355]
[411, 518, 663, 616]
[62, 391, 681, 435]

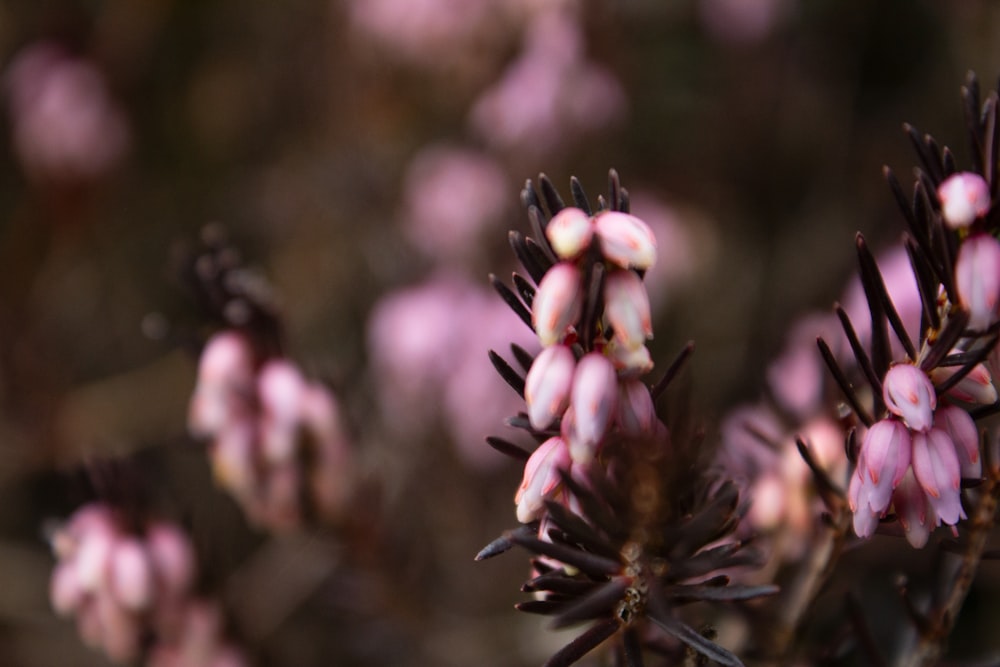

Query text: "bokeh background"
[2, 1, 1000, 665]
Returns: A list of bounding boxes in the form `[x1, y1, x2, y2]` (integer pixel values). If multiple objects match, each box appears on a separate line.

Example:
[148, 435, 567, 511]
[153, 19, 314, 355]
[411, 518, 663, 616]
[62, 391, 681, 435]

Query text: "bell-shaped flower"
[883, 364, 936, 432]
[258, 360, 307, 464]
[188, 331, 256, 437]
[546, 207, 594, 259]
[145, 522, 195, 599]
[593, 211, 657, 270]
[525, 344, 576, 430]
[615, 378, 656, 438]
[930, 362, 998, 404]
[605, 338, 654, 375]
[109, 538, 154, 612]
[858, 418, 911, 512]
[892, 468, 933, 548]
[911, 428, 964, 525]
[938, 171, 991, 229]
[532, 262, 584, 346]
[603, 269, 653, 350]
[955, 232, 1000, 331]
[848, 470, 880, 538]
[935, 404, 981, 479]
[567, 352, 619, 463]
[515, 437, 572, 523]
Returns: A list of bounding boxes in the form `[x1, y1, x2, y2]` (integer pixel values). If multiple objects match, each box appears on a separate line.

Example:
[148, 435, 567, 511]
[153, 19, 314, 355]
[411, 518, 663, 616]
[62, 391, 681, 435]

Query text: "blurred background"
[1, 0, 1000, 665]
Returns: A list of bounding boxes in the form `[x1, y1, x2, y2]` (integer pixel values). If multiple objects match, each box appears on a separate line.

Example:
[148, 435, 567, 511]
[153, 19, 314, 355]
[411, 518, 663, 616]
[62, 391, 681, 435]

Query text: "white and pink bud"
[892, 468, 933, 548]
[515, 437, 573, 523]
[546, 207, 594, 259]
[883, 364, 937, 432]
[532, 262, 584, 346]
[605, 339, 654, 375]
[858, 418, 912, 512]
[593, 211, 657, 270]
[110, 538, 154, 612]
[935, 405, 981, 479]
[930, 362, 998, 404]
[188, 331, 255, 437]
[955, 232, 1000, 330]
[525, 344, 576, 430]
[848, 470, 880, 539]
[258, 360, 308, 464]
[603, 269, 653, 349]
[567, 353, 619, 463]
[615, 378, 656, 438]
[146, 522, 196, 599]
[50, 562, 84, 615]
[938, 171, 991, 229]
[911, 428, 964, 525]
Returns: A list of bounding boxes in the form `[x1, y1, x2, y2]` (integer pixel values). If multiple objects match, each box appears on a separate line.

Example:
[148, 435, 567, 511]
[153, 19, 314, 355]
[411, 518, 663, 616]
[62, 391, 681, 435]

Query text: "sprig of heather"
[479, 171, 775, 667]
[183, 227, 354, 532]
[817, 72, 1000, 666]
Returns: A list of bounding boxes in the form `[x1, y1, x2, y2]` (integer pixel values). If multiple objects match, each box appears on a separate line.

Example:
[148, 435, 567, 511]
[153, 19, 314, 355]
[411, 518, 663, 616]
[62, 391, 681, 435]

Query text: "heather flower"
[930, 361, 998, 404]
[955, 232, 1000, 330]
[515, 436, 573, 523]
[911, 428, 964, 525]
[525, 343, 576, 430]
[567, 352, 619, 464]
[603, 269, 653, 350]
[532, 261, 584, 345]
[854, 418, 911, 514]
[937, 171, 991, 229]
[934, 405, 981, 479]
[546, 206, 594, 259]
[883, 364, 936, 432]
[5, 43, 129, 184]
[593, 211, 658, 270]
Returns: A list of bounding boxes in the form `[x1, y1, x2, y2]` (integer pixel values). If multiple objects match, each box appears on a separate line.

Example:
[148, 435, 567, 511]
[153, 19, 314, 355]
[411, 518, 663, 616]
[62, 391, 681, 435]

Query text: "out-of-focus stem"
[763, 507, 852, 662]
[895, 470, 1000, 667]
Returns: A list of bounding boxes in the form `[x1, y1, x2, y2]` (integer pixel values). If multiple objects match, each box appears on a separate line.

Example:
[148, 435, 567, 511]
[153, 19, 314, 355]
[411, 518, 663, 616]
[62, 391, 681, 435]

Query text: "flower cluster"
[482, 172, 773, 667]
[823, 74, 1000, 548]
[183, 228, 353, 532]
[188, 331, 353, 531]
[48, 503, 245, 666]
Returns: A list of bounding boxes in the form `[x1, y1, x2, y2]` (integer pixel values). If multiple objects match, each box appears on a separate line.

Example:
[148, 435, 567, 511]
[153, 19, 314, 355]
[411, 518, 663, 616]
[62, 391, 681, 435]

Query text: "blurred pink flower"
[344, 0, 498, 68]
[697, 0, 791, 45]
[401, 145, 510, 264]
[469, 8, 625, 157]
[367, 272, 538, 468]
[5, 43, 129, 184]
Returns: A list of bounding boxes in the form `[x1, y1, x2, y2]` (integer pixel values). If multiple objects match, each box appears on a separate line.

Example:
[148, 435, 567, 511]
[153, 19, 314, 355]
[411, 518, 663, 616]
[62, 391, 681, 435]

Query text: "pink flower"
[934, 405, 981, 479]
[856, 418, 911, 514]
[567, 352, 618, 463]
[955, 233, 1000, 330]
[930, 362, 998, 404]
[883, 364, 936, 432]
[546, 206, 594, 259]
[603, 269, 653, 350]
[593, 211, 658, 270]
[532, 262, 584, 346]
[911, 429, 964, 525]
[525, 344, 576, 430]
[937, 172, 991, 229]
[892, 469, 933, 548]
[515, 437, 573, 523]
[615, 378, 657, 439]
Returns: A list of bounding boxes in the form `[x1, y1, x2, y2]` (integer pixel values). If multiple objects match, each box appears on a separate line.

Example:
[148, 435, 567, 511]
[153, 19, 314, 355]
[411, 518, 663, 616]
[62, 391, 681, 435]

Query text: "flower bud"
[545, 207, 594, 259]
[50, 563, 83, 615]
[532, 262, 583, 346]
[605, 339, 654, 375]
[615, 378, 656, 438]
[593, 211, 657, 270]
[110, 538, 154, 611]
[892, 469, 932, 548]
[146, 522, 195, 599]
[911, 428, 963, 525]
[188, 332, 255, 437]
[568, 352, 618, 463]
[515, 437, 572, 523]
[955, 232, 1000, 330]
[930, 362, 998, 404]
[603, 269, 653, 349]
[859, 418, 911, 512]
[258, 360, 307, 464]
[935, 404, 981, 479]
[938, 171, 990, 229]
[525, 344, 576, 430]
[883, 364, 936, 432]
